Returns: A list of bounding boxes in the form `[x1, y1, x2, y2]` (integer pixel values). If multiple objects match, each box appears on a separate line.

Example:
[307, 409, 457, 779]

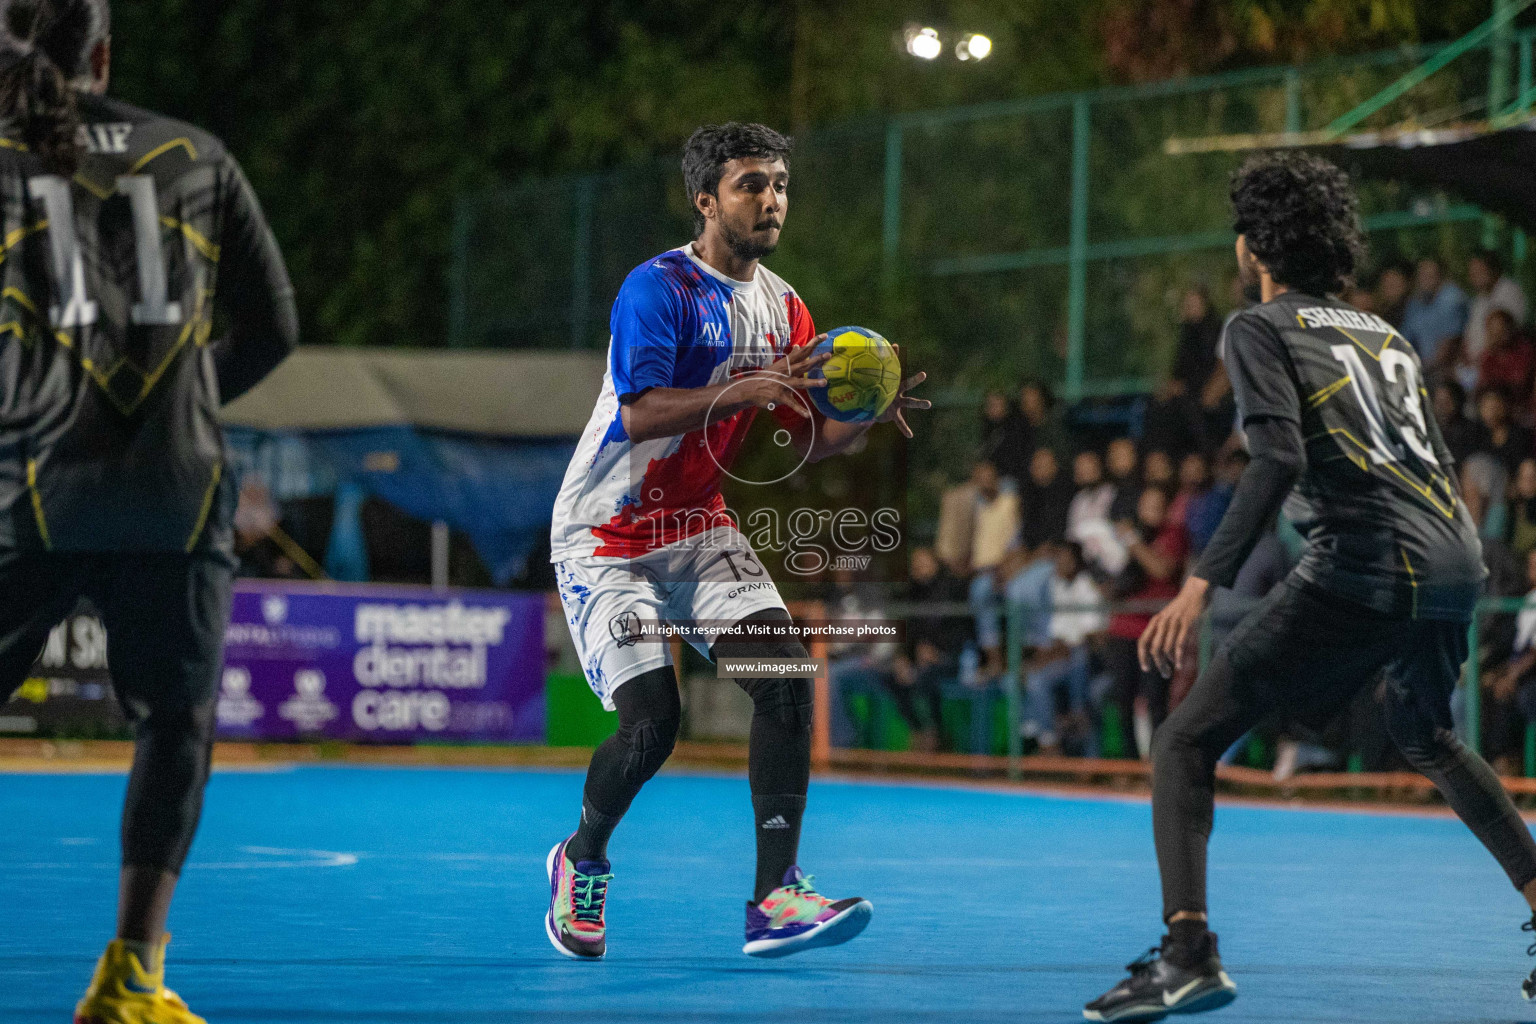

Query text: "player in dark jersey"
[1084, 154, 1536, 1022]
[0, 3, 296, 1022]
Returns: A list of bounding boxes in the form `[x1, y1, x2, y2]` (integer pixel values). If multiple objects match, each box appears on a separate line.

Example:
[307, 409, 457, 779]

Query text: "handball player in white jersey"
[544, 122, 927, 960]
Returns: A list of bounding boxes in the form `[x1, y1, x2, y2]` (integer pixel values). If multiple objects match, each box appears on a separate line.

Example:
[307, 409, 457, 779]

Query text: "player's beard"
[1237, 250, 1263, 303]
[721, 217, 778, 263]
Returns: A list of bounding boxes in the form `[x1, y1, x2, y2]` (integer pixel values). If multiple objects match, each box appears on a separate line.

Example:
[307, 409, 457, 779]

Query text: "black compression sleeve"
[212, 158, 298, 403]
[1193, 417, 1304, 589]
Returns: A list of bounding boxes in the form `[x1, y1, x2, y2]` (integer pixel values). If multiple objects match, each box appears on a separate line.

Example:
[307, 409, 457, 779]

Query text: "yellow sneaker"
[73, 937, 206, 1024]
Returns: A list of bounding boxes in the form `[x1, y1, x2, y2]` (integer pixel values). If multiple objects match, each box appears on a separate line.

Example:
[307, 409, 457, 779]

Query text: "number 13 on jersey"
[1329, 343, 1438, 467]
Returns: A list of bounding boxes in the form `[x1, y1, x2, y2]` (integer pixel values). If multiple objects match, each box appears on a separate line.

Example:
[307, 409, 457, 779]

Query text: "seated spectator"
[1374, 261, 1412, 328]
[823, 569, 897, 748]
[935, 469, 980, 577]
[1188, 449, 1243, 554]
[980, 389, 1028, 485]
[1477, 309, 1535, 411]
[1479, 549, 1536, 775]
[1167, 452, 1210, 541]
[1432, 379, 1479, 466]
[1459, 249, 1529, 394]
[1106, 436, 1141, 524]
[1020, 447, 1074, 552]
[1141, 290, 1217, 461]
[1472, 385, 1534, 477]
[1014, 379, 1067, 475]
[1401, 256, 1468, 372]
[1463, 452, 1512, 543]
[1066, 450, 1122, 576]
[971, 539, 1054, 674]
[1509, 458, 1536, 561]
[969, 459, 1020, 578]
[1103, 485, 1188, 758]
[1141, 449, 1175, 491]
[1021, 541, 1107, 756]
[889, 547, 971, 752]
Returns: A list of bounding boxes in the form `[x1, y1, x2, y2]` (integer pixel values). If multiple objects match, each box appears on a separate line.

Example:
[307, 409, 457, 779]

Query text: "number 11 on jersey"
[27, 174, 183, 331]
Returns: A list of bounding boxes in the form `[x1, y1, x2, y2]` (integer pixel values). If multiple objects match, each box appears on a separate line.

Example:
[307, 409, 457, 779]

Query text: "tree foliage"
[105, 1, 1503, 349]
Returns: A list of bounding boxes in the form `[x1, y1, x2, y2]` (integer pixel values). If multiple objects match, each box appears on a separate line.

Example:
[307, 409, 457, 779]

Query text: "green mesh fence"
[451, 31, 1536, 403]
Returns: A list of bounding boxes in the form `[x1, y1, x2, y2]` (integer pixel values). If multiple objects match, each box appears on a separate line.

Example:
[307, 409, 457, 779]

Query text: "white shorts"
[554, 527, 789, 710]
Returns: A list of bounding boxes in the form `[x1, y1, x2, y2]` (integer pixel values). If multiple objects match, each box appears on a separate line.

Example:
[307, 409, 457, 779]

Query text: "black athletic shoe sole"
[1083, 970, 1237, 1022]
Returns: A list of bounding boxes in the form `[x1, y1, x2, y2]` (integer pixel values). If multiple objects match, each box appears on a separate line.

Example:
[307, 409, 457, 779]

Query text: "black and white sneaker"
[1522, 915, 1536, 1000]
[1084, 933, 1237, 1022]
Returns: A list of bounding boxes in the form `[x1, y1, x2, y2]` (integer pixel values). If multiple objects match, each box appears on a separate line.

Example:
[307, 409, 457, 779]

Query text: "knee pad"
[741, 670, 814, 733]
[619, 715, 679, 783]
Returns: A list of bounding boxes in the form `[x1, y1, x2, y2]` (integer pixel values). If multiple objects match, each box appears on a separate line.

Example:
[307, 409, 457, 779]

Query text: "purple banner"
[218, 581, 545, 743]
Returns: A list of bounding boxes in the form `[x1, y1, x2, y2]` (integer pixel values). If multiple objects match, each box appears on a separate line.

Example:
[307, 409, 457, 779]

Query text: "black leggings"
[1154, 580, 1536, 920]
[578, 607, 812, 830]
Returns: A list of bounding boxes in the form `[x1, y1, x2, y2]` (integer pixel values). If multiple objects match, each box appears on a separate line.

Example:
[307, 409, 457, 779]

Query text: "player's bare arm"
[620, 341, 832, 443]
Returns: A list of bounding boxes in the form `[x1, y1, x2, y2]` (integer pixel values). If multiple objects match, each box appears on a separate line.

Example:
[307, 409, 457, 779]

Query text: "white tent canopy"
[221, 347, 606, 437]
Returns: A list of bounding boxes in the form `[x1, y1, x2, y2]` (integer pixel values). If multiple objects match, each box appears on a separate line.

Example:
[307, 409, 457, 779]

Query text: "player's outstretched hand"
[877, 346, 931, 439]
[735, 335, 832, 417]
[1138, 576, 1211, 678]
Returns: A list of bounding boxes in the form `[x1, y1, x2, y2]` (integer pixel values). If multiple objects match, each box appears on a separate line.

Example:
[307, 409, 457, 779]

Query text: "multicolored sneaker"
[742, 866, 872, 958]
[545, 836, 612, 960]
[74, 936, 206, 1024]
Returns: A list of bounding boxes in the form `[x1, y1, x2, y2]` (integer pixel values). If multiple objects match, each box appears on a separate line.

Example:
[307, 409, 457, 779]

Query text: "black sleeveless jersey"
[0, 93, 296, 557]
[1224, 291, 1484, 620]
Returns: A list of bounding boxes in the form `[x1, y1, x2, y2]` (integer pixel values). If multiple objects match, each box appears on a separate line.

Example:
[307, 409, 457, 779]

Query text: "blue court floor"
[2, 765, 1531, 1023]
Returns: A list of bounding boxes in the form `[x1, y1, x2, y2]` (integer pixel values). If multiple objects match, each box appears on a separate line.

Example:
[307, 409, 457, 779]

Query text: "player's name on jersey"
[1295, 306, 1395, 335]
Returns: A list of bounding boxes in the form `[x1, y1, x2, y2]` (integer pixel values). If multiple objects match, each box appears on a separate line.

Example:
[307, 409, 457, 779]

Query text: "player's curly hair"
[1230, 152, 1365, 297]
[0, 0, 109, 175]
[682, 122, 792, 237]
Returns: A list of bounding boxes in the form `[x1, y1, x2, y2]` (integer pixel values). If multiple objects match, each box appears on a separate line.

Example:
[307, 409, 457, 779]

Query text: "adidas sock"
[751, 794, 806, 903]
[565, 799, 622, 864]
[119, 937, 164, 974]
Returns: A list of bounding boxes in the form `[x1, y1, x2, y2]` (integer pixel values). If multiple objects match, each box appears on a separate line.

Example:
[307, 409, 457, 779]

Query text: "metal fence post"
[881, 122, 904, 313]
[1005, 601, 1023, 781]
[1283, 68, 1302, 132]
[1066, 95, 1091, 402]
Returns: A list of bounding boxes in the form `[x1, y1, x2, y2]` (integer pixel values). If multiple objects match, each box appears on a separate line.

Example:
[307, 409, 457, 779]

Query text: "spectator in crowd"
[1021, 542, 1108, 756]
[1167, 451, 1210, 539]
[935, 468, 980, 576]
[1020, 447, 1074, 552]
[1508, 458, 1536, 561]
[1432, 379, 1480, 466]
[1141, 449, 1175, 491]
[1459, 249, 1529, 392]
[978, 390, 1018, 479]
[969, 458, 1020, 578]
[1478, 549, 1536, 775]
[1374, 261, 1413, 328]
[1478, 309, 1535, 411]
[1463, 451, 1512, 543]
[972, 542, 1055, 684]
[1106, 436, 1141, 524]
[1174, 287, 1229, 447]
[1136, 290, 1216, 463]
[822, 569, 897, 748]
[1472, 385, 1533, 476]
[890, 547, 971, 752]
[1067, 450, 1124, 577]
[1015, 379, 1067, 471]
[1400, 256, 1468, 371]
[1188, 449, 1243, 555]
[233, 478, 305, 579]
[1103, 485, 1187, 758]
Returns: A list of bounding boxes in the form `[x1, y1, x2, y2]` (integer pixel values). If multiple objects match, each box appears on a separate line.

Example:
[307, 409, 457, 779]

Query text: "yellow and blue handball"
[808, 326, 902, 423]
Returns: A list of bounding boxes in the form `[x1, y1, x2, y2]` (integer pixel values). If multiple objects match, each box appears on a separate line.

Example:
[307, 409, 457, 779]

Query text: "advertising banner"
[219, 581, 545, 743]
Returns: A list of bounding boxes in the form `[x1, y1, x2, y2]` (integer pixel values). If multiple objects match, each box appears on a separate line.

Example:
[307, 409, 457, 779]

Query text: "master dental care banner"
[217, 582, 545, 743]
